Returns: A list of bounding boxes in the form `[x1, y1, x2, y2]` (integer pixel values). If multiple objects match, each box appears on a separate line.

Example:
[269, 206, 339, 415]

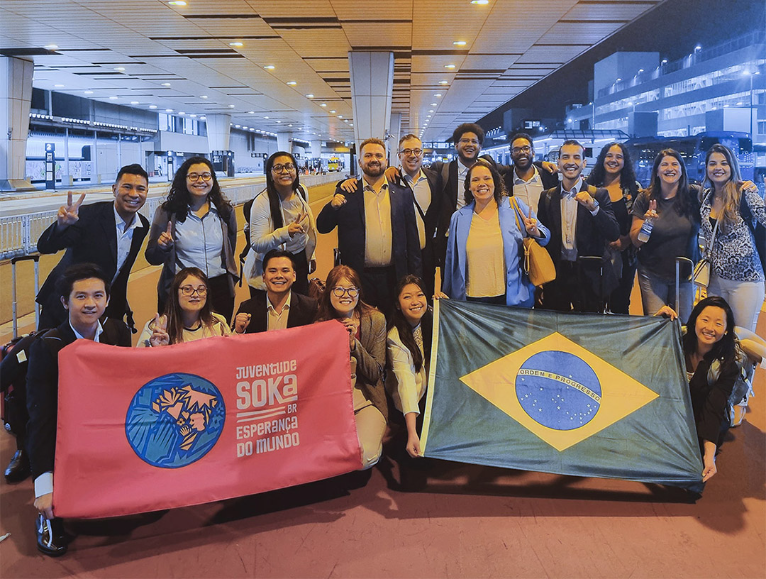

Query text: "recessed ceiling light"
[429, 109, 434, 113]
[168, 1, 186, 5]
[130, 101, 139, 105]
[109, 96, 118, 100]
[330, 110, 336, 113]
[228, 104, 235, 108]
[149, 105, 158, 109]
[229, 42, 243, 47]
[434, 93, 442, 97]
[179, 111, 185, 115]
[320, 103, 327, 107]
[288, 124, 292, 127]
[306, 94, 314, 98]
[471, 0, 489, 5]
[161, 83, 171, 87]
[264, 116, 269, 119]
[235, 124, 240, 128]
[54, 84, 64, 88]
[344, 120, 349, 123]
[430, 103, 437, 106]
[200, 116, 206, 120]
[248, 110, 254, 114]
[190, 114, 197, 117]
[264, 65, 275, 70]
[44, 44, 59, 50]
[287, 81, 297, 86]
[445, 64, 456, 69]
[439, 80, 449, 85]
[338, 115, 343, 119]
[84, 90, 94, 94]
[350, 123, 353, 127]
[453, 41, 467, 46]
[276, 120, 281, 123]
[165, 108, 173, 112]
[200, 95, 208, 99]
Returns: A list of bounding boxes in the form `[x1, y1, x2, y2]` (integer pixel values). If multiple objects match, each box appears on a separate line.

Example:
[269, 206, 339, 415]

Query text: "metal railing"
[0, 172, 341, 259]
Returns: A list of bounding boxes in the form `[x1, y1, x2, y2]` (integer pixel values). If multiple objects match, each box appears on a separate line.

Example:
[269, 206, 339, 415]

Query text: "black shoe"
[36, 515, 68, 557]
[4, 450, 30, 483]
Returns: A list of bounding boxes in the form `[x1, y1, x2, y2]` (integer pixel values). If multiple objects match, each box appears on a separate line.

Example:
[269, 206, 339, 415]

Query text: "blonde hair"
[702, 144, 743, 232]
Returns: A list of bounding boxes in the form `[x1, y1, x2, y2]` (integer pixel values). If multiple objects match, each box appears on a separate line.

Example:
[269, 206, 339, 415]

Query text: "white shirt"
[403, 170, 431, 250]
[513, 166, 545, 215]
[266, 291, 292, 331]
[456, 161, 471, 210]
[560, 178, 582, 261]
[363, 180, 393, 267]
[112, 205, 143, 283]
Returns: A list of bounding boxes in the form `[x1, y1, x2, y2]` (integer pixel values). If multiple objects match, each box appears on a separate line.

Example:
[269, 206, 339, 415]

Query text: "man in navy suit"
[317, 138, 422, 315]
[35, 164, 151, 331]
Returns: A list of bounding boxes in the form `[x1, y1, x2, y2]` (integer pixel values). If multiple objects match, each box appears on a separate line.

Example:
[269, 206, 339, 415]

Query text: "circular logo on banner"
[515, 351, 601, 430]
[125, 373, 225, 468]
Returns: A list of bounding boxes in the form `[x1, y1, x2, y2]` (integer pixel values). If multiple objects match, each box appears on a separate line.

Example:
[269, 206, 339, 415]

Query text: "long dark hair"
[162, 156, 233, 223]
[164, 267, 215, 344]
[265, 151, 303, 229]
[464, 158, 506, 205]
[387, 275, 433, 373]
[314, 265, 374, 322]
[682, 296, 737, 364]
[587, 142, 639, 198]
[702, 143, 743, 232]
[645, 149, 694, 217]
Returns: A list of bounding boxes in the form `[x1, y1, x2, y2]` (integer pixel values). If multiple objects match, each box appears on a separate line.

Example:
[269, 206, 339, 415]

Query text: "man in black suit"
[233, 249, 317, 333]
[26, 264, 132, 556]
[505, 132, 559, 209]
[36, 164, 151, 331]
[537, 140, 620, 312]
[316, 138, 422, 314]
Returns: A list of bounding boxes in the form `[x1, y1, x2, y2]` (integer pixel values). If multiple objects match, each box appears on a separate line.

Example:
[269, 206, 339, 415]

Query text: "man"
[537, 140, 620, 313]
[317, 138, 422, 314]
[233, 249, 317, 333]
[505, 132, 559, 211]
[26, 264, 132, 556]
[36, 164, 151, 331]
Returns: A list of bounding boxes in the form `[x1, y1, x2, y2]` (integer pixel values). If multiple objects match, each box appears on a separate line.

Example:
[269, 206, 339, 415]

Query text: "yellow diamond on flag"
[460, 332, 659, 451]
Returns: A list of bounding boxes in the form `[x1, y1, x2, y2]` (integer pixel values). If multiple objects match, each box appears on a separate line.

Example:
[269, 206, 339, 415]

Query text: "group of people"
[3, 124, 765, 557]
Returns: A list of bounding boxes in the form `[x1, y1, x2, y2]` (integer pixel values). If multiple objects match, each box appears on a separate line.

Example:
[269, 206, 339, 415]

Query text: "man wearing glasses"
[317, 138, 422, 315]
[232, 249, 317, 334]
[36, 164, 150, 331]
[505, 132, 559, 213]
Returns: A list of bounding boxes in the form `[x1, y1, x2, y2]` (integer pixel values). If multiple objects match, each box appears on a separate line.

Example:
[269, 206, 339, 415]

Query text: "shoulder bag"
[509, 197, 556, 288]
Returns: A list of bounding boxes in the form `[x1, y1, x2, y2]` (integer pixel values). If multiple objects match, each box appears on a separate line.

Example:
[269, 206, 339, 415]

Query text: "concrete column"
[276, 132, 293, 153]
[205, 114, 231, 152]
[348, 51, 394, 154]
[389, 112, 402, 157]
[310, 139, 322, 158]
[0, 56, 34, 190]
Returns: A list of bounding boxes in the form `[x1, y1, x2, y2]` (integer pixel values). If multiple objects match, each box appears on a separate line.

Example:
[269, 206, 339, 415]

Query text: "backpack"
[707, 343, 754, 428]
[740, 192, 766, 275]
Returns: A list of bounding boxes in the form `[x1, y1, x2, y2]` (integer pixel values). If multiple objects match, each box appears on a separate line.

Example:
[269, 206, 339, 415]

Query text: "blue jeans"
[637, 266, 693, 323]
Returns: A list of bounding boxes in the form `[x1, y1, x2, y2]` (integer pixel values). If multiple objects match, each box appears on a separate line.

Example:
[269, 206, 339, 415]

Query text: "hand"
[541, 161, 558, 174]
[340, 317, 359, 350]
[702, 442, 717, 482]
[234, 313, 251, 334]
[433, 291, 449, 300]
[739, 180, 758, 194]
[609, 235, 630, 251]
[575, 191, 597, 211]
[287, 213, 305, 237]
[56, 191, 86, 230]
[308, 259, 316, 274]
[339, 178, 358, 194]
[149, 314, 169, 347]
[331, 193, 347, 209]
[384, 166, 401, 182]
[523, 216, 540, 237]
[158, 221, 174, 249]
[406, 432, 422, 458]
[34, 493, 54, 520]
[644, 199, 658, 220]
[654, 306, 677, 320]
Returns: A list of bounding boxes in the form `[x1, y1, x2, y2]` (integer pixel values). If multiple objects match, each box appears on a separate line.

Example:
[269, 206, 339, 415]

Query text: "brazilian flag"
[421, 300, 704, 494]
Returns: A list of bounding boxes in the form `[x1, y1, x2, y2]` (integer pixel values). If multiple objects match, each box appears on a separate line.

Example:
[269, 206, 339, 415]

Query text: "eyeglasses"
[458, 138, 480, 146]
[331, 286, 360, 298]
[272, 163, 296, 173]
[399, 148, 423, 157]
[511, 145, 532, 154]
[187, 172, 212, 182]
[179, 285, 208, 296]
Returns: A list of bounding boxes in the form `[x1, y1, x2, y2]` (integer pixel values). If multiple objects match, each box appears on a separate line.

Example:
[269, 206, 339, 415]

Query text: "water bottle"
[637, 215, 654, 243]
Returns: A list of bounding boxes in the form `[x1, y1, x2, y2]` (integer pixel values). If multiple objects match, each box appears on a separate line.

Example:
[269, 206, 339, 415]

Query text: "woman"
[700, 143, 765, 331]
[146, 156, 238, 322]
[315, 265, 387, 469]
[386, 275, 433, 459]
[137, 267, 231, 347]
[630, 149, 701, 323]
[657, 296, 742, 482]
[587, 142, 640, 314]
[442, 159, 549, 306]
[244, 151, 317, 296]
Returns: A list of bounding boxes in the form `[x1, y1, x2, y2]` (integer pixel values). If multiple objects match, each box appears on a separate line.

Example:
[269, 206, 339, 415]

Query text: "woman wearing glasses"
[315, 265, 387, 470]
[244, 151, 316, 296]
[146, 156, 238, 321]
[137, 267, 231, 347]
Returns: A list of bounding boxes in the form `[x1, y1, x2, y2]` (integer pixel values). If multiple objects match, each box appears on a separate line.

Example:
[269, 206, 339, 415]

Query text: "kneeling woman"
[386, 276, 433, 458]
[315, 265, 387, 469]
[659, 296, 741, 482]
[138, 267, 231, 347]
[442, 159, 549, 306]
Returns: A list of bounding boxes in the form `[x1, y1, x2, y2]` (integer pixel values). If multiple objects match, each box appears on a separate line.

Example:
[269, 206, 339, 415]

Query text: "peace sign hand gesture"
[56, 191, 86, 231]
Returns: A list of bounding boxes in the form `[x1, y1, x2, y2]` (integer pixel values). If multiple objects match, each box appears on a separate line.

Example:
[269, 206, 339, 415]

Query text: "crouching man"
[26, 264, 131, 556]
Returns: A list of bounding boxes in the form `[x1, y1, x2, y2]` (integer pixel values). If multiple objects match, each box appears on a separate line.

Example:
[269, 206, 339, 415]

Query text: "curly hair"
[587, 142, 639, 199]
[162, 156, 233, 224]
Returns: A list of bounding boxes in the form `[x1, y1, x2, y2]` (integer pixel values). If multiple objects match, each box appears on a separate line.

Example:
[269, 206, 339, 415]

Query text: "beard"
[362, 162, 385, 177]
[513, 153, 533, 169]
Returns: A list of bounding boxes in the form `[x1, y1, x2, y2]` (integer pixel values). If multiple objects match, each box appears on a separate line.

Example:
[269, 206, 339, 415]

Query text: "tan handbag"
[509, 197, 556, 287]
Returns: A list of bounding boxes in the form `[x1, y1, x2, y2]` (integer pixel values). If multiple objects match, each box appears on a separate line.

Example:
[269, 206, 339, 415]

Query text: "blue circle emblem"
[516, 351, 601, 430]
[125, 373, 225, 468]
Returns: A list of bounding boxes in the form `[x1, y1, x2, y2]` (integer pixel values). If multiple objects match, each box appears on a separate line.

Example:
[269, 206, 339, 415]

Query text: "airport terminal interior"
[1, 0, 765, 577]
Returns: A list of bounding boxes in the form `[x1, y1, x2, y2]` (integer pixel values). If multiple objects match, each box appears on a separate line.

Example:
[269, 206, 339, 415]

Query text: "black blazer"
[26, 319, 131, 479]
[36, 201, 150, 325]
[505, 165, 559, 199]
[316, 180, 422, 281]
[236, 291, 318, 333]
